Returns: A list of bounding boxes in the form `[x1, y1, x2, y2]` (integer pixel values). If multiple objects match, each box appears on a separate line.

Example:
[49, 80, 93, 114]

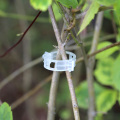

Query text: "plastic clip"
[42, 51, 76, 72]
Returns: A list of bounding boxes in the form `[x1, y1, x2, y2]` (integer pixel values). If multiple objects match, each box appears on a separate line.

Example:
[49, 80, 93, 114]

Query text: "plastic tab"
[42, 51, 76, 72]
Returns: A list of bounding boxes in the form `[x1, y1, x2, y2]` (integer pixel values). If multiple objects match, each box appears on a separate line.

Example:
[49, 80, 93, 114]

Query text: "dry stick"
[47, 22, 68, 120]
[10, 41, 120, 109]
[87, 12, 104, 120]
[11, 74, 52, 110]
[48, 6, 80, 120]
[47, 51, 61, 120]
[0, 57, 43, 90]
[0, 34, 116, 90]
[0, 39, 120, 91]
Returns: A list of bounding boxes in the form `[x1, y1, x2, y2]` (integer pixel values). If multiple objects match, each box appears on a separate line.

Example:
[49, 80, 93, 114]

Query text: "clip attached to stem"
[42, 51, 76, 72]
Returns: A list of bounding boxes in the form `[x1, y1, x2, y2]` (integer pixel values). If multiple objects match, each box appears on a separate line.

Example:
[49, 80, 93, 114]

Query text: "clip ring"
[42, 51, 76, 72]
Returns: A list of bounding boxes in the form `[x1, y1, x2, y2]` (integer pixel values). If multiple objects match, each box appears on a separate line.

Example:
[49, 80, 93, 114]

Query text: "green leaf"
[96, 90, 117, 112]
[114, 0, 120, 25]
[0, 102, 13, 120]
[56, 0, 78, 9]
[118, 92, 120, 105]
[94, 57, 114, 86]
[95, 115, 103, 120]
[52, 3, 62, 21]
[77, 1, 100, 34]
[96, 0, 116, 6]
[30, 0, 52, 11]
[59, 109, 71, 119]
[96, 41, 119, 59]
[112, 55, 120, 91]
[117, 28, 120, 42]
[75, 81, 105, 109]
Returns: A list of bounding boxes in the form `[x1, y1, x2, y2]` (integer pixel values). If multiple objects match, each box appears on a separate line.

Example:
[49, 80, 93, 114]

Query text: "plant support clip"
[42, 51, 76, 72]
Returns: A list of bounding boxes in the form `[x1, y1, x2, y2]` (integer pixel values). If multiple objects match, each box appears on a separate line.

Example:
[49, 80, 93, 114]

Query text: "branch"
[1, 40, 120, 90]
[0, 57, 43, 90]
[11, 74, 52, 110]
[1, 39, 120, 90]
[86, 12, 104, 120]
[9, 41, 120, 109]
[48, 6, 80, 120]
[0, 11, 41, 58]
[65, 34, 116, 51]
[47, 51, 61, 120]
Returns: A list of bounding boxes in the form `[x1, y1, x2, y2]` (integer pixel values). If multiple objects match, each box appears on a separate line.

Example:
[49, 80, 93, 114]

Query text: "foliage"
[114, 0, 120, 25]
[95, 54, 120, 92]
[117, 28, 120, 42]
[118, 92, 120, 105]
[96, 90, 117, 112]
[94, 57, 114, 86]
[59, 109, 71, 119]
[75, 81, 105, 109]
[0, 102, 13, 120]
[30, 0, 52, 11]
[52, 3, 62, 21]
[96, 42, 119, 59]
[56, 0, 78, 9]
[96, 0, 116, 6]
[1, 0, 120, 119]
[76, 80, 118, 114]
[78, 1, 100, 34]
[112, 55, 120, 91]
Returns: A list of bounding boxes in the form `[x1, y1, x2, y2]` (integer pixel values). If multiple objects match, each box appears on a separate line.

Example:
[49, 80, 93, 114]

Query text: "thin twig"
[10, 41, 120, 110]
[86, 12, 104, 120]
[48, 6, 80, 120]
[11, 74, 52, 110]
[1, 40, 120, 90]
[47, 51, 61, 120]
[66, 34, 116, 51]
[88, 41, 120, 58]
[0, 11, 42, 58]
[0, 57, 43, 90]
[47, 21, 69, 120]
[74, 27, 88, 67]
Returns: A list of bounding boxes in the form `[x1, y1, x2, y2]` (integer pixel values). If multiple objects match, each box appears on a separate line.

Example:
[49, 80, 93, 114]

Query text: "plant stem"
[47, 51, 61, 120]
[86, 12, 104, 120]
[10, 40, 120, 109]
[1, 40, 120, 90]
[0, 57, 43, 90]
[11, 75, 52, 110]
[48, 6, 80, 120]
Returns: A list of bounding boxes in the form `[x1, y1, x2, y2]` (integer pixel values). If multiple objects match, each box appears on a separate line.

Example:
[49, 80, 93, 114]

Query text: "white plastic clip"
[42, 51, 76, 72]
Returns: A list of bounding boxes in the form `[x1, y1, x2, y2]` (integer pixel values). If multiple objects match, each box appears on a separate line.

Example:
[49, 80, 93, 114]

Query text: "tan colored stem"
[48, 6, 80, 120]
[87, 12, 104, 120]
[47, 51, 61, 120]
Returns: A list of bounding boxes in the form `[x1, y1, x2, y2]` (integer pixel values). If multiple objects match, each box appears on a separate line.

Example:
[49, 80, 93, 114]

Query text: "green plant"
[0, 102, 13, 120]
[1, 0, 120, 120]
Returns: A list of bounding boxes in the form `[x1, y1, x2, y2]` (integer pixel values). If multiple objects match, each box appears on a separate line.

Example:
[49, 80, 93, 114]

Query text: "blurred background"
[0, 0, 120, 120]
